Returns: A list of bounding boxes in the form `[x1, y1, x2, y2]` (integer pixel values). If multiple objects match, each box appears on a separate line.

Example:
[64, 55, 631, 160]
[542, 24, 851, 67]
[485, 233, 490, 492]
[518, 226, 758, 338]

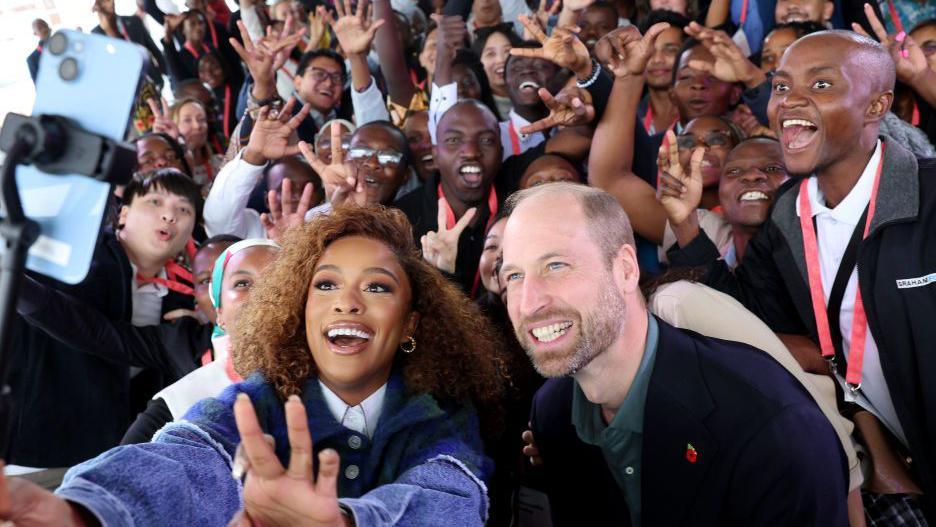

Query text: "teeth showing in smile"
[460, 166, 482, 174]
[421, 154, 434, 163]
[532, 322, 572, 343]
[782, 118, 816, 129]
[327, 328, 372, 340]
[364, 176, 377, 184]
[740, 191, 769, 201]
[519, 81, 540, 90]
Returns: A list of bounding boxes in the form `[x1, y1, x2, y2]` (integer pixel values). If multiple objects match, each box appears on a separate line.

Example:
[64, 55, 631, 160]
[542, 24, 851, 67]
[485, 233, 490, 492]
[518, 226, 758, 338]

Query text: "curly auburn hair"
[233, 205, 509, 427]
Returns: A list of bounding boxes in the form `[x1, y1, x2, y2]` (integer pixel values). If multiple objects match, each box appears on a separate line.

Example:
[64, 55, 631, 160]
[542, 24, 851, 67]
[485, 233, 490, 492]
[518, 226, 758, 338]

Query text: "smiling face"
[719, 139, 788, 228]
[182, 14, 206, 44]
[176, 101, 209, 149]
[479, 218, 506, 294]
[481, 31, 512, 94]
[673, 46, 739, 122]
[577, 5, 619, 52]
[198, 54, 226, 89]
[677, 116, 738, 188]
[775, 0, 832, 24]
[500, 192, 628, 377]
[434, 101, 503, 207]
[472, 0, 503, 26]
[119, 188, 197, 267]
[505, 54, 560, 108]
[760, 27, 799, 74]
[136, 136, 184, 173]
[307, 236, 417, 403]
[419, 28, 438, 73]
[216, 246, 280, 338]
[403, 111, 435, 182]
[767, 34, 890, 177]
[646, 26, 684, 89]
[295, 56, 344, 113]
[348, 124, 410, 205]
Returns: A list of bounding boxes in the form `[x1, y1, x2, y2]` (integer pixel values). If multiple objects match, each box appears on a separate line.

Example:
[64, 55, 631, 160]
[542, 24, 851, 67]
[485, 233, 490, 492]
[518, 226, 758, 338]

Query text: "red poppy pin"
[685, 443, 698, 464]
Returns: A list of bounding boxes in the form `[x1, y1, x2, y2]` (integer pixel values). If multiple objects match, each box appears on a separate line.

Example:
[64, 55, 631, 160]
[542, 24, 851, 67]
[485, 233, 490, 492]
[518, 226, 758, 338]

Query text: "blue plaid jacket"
[55, 370, 492, 526]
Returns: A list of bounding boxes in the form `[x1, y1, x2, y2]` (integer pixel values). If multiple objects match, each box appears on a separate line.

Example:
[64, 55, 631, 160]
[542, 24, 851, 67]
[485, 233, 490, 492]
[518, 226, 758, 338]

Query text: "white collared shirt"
[318, 381, 387, 439]
[795, 140, 907, 446]
[499, 110, 545, 160]
[130, 262, 168, 327]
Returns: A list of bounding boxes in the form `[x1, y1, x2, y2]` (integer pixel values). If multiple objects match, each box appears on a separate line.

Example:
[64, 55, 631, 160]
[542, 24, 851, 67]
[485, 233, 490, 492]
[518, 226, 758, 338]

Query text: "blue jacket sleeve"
[741, 79, 771, 127]
[54, 421, 241, 526]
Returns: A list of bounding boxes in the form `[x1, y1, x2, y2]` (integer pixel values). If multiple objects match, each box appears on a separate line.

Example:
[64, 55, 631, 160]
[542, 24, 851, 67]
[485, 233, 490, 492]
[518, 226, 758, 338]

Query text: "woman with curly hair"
[1, 206, 508, 527]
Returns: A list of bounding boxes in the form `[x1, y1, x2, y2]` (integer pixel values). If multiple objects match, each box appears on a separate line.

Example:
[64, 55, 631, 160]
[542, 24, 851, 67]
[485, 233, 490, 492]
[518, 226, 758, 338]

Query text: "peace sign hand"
[299, 122, 364, 207]
[243, 97, 312, 165]
[232, 393, 346, 527]
[421, 201, 477, 274]
[322, 0, 385, 57]
[520, 86, 594, 134]
[685, 22, 765, 88]
[147, 97, 180, 140]
[261, 178, 317, 243]
[597, 23, 670, 78]
[656, 130, 705, 226]
[853, 3, 929, 85]
[512, 15, 593, 79]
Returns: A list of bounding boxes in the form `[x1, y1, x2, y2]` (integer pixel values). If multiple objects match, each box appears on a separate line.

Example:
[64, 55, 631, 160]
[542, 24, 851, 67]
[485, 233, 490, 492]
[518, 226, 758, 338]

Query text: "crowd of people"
[5, 0, 936, 524]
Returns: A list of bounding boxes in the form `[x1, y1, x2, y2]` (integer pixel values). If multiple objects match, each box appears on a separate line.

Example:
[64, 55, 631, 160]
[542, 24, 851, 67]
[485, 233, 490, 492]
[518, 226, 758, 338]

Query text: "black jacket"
[26, 42, 43, 83]
[92, 16, 167, 85]
[531, 317, 848, 526]
[669, 137, 936, 520]
[6, 234, 192, 467]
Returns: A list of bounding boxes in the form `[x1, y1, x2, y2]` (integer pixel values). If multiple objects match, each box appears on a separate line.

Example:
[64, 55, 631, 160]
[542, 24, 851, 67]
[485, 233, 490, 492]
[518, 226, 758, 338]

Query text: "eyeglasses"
[308, 67, 344, 86]
[347, 147, 404, 166]
[676, 131, 733, 150]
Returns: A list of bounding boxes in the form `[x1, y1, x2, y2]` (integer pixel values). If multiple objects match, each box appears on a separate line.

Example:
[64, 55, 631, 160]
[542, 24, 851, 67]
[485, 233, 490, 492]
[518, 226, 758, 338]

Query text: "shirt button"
[345, 464, 360, 480]
[625, 466, 635, 475]
[348, 435, 362, 449]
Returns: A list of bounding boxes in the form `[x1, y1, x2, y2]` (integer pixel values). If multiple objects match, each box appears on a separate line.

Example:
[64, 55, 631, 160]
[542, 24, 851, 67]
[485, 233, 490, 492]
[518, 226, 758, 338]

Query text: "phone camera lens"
[48, 32, 68, 55]
[59, 58, 79, 82]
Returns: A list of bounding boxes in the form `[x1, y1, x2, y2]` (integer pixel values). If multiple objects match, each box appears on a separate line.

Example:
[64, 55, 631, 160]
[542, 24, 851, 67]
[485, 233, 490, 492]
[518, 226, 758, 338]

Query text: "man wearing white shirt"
[678, 31, 936, 522]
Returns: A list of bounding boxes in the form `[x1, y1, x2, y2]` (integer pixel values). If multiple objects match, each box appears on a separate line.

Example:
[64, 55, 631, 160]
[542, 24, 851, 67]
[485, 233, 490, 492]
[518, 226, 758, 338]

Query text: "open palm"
[324, 0, 384, 56]
[657, 130, 705, 226]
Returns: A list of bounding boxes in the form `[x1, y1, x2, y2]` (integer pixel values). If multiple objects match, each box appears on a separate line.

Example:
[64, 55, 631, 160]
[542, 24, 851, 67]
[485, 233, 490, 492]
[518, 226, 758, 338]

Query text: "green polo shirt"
[571, 314, 659, 527]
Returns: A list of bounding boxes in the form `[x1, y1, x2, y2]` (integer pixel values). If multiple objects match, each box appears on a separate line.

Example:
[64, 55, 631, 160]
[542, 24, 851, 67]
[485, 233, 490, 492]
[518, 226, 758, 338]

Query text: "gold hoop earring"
[401, 336, 416, 354]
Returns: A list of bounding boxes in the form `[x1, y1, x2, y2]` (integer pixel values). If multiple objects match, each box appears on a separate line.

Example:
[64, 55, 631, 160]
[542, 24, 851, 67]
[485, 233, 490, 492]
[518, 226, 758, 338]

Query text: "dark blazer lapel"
[642, 321, 719, 527]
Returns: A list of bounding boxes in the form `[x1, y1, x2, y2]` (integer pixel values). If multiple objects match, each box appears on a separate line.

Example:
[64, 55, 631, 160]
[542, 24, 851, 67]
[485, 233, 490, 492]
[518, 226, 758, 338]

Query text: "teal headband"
[210, 238, 280, 337]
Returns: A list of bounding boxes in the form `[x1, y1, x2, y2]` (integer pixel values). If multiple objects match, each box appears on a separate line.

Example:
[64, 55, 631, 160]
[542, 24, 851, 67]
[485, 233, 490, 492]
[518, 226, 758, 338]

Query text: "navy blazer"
[530, 317, 848, 527]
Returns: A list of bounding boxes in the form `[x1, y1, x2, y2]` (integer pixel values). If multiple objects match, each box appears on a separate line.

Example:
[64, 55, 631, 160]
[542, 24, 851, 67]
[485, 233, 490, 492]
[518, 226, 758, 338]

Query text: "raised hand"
[307, 9, 328, 48]
[685, 22, 765, 88]
[421, 201, 477, 274]
[432, 14, 468, 63]
[230, 20, 306, 93]
[657, 129, 705, 226]
[232, 393, 345, 527]
[521, 86, 594, 133]
[596, 23, 670, 78]
[853, 3, 929, 85]
[0, 460, 92, 527]
[147, 97, 180, 140]
[322, 0, 385, 57]
[243, 97, 312, 165]
[162, 14, 183, 42]
[299, 122, 364, 207]
[512, 15, 593, 79]
[534, 0, 561, 33]
[261, 177, 317, 243]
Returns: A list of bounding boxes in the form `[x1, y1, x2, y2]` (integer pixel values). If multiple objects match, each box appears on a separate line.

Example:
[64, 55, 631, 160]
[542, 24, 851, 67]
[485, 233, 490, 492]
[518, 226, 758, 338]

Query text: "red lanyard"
[117, 17, 130, 41]
[507, 121, 522, 156]
[885, 0, 904, 34]
[739, 0, 749, 25]
[797, 144, 885, 389]
[36, 44, 43, 53]
[137, 261, 195, 296]
[183, 41, 210, 59]
[410, 69, 427, 92]
[643, 106, 654, 134]
[911, 100, 920, 127]
[437, 183, 499, 296]
[222, 84, 232, 138]
[206, 18, 219, 49]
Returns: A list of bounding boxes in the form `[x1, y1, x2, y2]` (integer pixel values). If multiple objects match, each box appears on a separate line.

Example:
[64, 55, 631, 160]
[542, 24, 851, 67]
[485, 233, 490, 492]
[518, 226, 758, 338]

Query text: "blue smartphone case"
[17, 30, 146, 284]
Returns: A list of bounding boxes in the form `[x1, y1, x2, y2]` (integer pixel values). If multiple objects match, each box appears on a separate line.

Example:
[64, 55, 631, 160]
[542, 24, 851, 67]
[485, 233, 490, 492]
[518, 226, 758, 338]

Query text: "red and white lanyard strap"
[885, 0, 904, 34]
[643, 106, 654, 134]
[507, 120, 522, 157]
[183, 41, 210, 59]
[437, 183, 499, 296]
[222, 84, 232, 138]
[739, 0, 749, 25]
[797, 144, 885, 390]
[117, 17, 130, 41]
[137, 260, 195, 296]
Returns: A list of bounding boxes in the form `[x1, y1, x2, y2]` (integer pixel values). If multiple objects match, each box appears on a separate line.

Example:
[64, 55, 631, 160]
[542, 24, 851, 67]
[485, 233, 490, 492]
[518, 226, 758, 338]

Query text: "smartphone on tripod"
[12, 29, 146, 283]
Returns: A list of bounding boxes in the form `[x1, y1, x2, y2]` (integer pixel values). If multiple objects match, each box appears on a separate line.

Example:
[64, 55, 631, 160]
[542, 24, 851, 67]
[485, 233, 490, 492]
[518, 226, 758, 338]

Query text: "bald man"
[673, 30, 936, 521]
[500, 183, 848, 526]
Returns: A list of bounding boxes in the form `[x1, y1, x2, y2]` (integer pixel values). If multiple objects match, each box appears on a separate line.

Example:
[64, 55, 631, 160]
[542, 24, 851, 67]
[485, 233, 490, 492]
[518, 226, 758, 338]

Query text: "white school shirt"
[795, 140, 907, 446]
[318, 381, 387, 439]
